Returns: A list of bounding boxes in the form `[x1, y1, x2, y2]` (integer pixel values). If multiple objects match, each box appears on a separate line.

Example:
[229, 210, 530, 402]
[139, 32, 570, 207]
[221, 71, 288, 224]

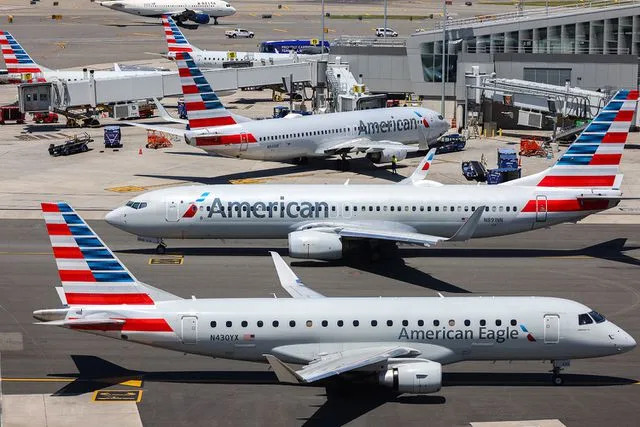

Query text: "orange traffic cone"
[138, 148, 143, 155]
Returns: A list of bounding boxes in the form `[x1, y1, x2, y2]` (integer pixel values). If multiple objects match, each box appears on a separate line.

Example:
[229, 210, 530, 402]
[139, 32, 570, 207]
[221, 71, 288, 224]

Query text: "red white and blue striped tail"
[41, 202, 157, 306]
[0, 30, 44, 74]
[162, 14, 195, 54]
[507, 89, 638, 189]
[176, 51, 236, 129]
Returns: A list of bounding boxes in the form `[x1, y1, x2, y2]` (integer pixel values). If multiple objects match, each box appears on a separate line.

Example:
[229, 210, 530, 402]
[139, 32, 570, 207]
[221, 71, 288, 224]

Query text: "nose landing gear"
[155, 239, 167, 254]
[550, 359, 570, 385]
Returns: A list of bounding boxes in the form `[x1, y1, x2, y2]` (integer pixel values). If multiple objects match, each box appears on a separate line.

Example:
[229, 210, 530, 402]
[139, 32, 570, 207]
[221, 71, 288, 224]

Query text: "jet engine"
[191, 12, 211, 24]
[288, 230, 342, 260]
[174, 10, 210, 28]
[378, 360, 442, 394]
[366, 148, 408, 164]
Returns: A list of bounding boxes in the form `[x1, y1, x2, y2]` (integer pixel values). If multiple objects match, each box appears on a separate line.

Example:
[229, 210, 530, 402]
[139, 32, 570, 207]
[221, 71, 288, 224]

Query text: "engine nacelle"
[288, 230, 342, 260]
[366, 148, 408, 164]
[191, 13, 210, 24]
[378, 360, 442, 394]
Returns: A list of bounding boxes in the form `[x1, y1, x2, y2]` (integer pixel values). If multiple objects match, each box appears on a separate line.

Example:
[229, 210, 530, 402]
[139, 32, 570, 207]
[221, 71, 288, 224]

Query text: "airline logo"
[175, 51, 236, 129]
[414, 110, 429, 128]
[162, 15, 193, 53]
[397, 322, 535, 344]
[41, 202, 154, 306]
[0, 31, 42, 74]
[422, 151, 435, 171]
[539, 89, 638, 188]
[520, 324, 536, 342]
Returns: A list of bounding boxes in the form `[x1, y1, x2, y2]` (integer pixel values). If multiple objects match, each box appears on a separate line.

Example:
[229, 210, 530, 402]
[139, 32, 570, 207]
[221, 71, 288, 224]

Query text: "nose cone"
[616, 328, 636, 354]
[105, 207, 125, 229]
[229, 6, 236, 14]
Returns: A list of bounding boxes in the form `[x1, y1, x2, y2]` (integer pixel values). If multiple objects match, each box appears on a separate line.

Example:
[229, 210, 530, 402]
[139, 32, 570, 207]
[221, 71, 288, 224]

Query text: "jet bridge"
[18, 62, 315, 114]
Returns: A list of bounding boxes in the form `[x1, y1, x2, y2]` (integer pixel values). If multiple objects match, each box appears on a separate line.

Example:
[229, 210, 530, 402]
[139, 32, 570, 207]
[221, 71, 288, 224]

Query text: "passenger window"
[510, 319, 517, 326]
[210, 321, 217, 328]
[513, 206, 518, 212]
[433, 320, 440, 326]
[226, 321, 232, 327]
[306, 320, 313, 327]
[418, 320, 424, 326]
[492, 206, 496, 212]
[386, 320, 393, 326]
[464, 206, 468, 212]
[464, 320, 470, 326]
[289, 320, 296, 327]
[412, 206, 416, 212]
[257, 321, 263, 327]
[241, 321, 248, 327]
[390, 206, 395, 212]
[337, 320, 344, 327]
[480, 319, 486, 326]
[435, 206, 439, 212]
[506, 206, 510, 212]
[449, 319, 455, 326]
[495, 319, 502, 326]
[322, 320, 328, 327]
[485, 207, 490, 212]
[376, 206, 381, 211]
[402, 320, 408, 326]
[578, 313, 593, 325]
[371, 320, 378, 326]
[353, 320, 359, 327]
[499, 206, 504, 212]
[272, 320, 279, 327]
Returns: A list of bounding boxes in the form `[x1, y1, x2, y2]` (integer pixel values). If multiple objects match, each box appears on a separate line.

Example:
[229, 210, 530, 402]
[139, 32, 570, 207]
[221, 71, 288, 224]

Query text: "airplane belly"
[183, 220, 292, 239]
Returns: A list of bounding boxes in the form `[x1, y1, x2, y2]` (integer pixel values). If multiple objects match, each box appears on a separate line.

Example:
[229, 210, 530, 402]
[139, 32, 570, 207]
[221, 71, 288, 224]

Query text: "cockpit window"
[578, 313, 593, 325]
[438, 115, 444, 120]
[125, 201, 148, 210]
[589, 311, 606, 323]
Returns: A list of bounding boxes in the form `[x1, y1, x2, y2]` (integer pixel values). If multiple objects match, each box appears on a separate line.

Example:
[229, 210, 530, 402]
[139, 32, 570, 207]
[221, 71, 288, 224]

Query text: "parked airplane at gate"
[107, 89, 639, 258]
[131, 51, 449, 164]
[100, 0, 236, 26]
[35, 204, 636, 389]
[0, 31, 168, 84]
[161, 15, 318, 68]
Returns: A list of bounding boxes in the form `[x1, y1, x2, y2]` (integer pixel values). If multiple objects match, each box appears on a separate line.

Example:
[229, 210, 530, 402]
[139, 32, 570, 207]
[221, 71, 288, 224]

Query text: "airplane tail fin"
[398, 148, 437, 185]
[162, 14, 199, 54]
[41, 202, 180, 306]
[504, 89, 639, 190]
[176, 51, 236, 129]
[0, 30, 46, 75]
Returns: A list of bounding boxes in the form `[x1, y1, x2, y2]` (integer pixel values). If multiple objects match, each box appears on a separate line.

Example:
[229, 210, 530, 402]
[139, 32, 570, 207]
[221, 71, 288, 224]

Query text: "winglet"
[263, 354, 303, 384]
[113, 63, 121, 72]
[153, 98, 188, 125]
[448, 205, 485, 242]
[398, 148, 437, 185]
[269, 252, 324, 299]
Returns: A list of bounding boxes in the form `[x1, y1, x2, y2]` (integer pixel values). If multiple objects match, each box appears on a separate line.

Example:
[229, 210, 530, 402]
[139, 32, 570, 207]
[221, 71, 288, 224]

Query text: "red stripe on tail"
[65, 293, 154, 305]
[538, 175, 616, 187]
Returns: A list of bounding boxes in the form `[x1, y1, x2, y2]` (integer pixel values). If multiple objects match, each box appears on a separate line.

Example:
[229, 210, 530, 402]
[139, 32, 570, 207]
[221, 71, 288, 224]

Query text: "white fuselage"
[182, 107, 449, 161]
[100, 0, 236, 18]
[66, 297, 635, 365]
[106, 183, 618, 240]
[176, 49, 319, 69]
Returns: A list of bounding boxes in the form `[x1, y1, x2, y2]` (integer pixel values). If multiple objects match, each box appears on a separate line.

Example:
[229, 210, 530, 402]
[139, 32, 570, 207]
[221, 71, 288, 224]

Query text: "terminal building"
[331, 0, 640, 122]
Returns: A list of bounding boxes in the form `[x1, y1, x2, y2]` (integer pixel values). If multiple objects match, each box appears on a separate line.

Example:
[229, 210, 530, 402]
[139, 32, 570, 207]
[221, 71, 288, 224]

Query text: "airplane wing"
[265, 346, 420, 384]
[297, 205, 484, 247]
[398, 148, 437, 185]
[124, 122, 186, 137]
[270, 252, 325, 299]
[316, 137, 420, 156]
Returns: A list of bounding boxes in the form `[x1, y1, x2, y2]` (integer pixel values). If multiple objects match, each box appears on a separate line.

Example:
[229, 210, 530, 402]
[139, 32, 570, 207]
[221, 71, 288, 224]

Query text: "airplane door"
[239, 132, 249, 152]
[544, 314, 559, 344]
[181, 316, 198, 344]
[535, 195, 547, 222]
[166, 200, 179, 222]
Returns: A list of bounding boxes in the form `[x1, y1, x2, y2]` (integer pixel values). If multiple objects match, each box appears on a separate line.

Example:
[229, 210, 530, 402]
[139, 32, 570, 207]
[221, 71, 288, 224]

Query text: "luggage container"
[48, 132, 93, 156]
[461, 160, 487, 182]
[497, 148, 518, 170]
[104, 126, 122, 148]
[0, 106, 25, 124]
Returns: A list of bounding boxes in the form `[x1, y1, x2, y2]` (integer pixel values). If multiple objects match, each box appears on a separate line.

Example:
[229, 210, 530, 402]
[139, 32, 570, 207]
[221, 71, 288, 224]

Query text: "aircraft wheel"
[156, 244, 166, 255]
[552, 375, 563, 386]
[214, 17, 218, 25]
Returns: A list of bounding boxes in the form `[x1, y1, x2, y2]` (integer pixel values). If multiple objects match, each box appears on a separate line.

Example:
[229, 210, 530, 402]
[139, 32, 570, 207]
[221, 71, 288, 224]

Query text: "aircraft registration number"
[210, 334, 239, 342]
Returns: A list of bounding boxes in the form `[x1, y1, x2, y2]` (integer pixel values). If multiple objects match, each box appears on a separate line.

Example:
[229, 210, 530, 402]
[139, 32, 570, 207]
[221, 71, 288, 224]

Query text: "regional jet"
[130, 51, 449, 164]
[35, 204, 636, 389]
[106, 90, 639, 258]
[100, 0, 236, 26]
[0, 31, 170, 84]
[160, 15, 318, 68]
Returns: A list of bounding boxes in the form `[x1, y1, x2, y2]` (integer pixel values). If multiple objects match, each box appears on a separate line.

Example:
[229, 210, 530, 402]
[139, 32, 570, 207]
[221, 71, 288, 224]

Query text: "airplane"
[107, 89, 639, 259]
[129, 51, 449, 165]
[0, 31, 169, 84]
[161, 15, 318, 68]
[99, 0, 236, 27]
[34, 203, 636, 389]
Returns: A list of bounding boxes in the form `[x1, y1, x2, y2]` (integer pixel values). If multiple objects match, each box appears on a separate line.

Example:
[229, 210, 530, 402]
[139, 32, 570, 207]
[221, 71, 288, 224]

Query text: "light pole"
[384, 0, 388, 38]
[441, 0, 447, 116]
[321, 0, 325, 54]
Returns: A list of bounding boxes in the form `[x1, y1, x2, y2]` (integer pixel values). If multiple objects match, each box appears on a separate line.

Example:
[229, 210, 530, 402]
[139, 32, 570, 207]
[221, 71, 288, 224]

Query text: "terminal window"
[523, 68, 571, 86]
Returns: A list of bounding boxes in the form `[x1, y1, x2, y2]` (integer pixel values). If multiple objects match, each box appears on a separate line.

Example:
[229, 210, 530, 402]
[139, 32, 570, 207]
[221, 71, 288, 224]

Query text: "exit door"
[536, 195, 547, 222]
[181, 316, 198, 344]
[544, 314, 559, 344]
[166, 200, 179, 222]
[239, 132, 248, 152]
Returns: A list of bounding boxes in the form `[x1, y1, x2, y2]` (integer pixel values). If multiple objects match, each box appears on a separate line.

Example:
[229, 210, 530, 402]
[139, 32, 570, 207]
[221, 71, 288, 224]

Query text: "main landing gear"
[550, 359, 570, 385]
[213, 17, 218, 25]
[155, 240, 167, 255]
[337, 153, 351, 171]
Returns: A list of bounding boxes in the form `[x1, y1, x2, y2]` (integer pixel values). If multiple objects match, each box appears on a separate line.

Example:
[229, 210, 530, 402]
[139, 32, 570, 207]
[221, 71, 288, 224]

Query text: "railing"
[465, 45, 630, 54]
[332, 36, 407, 48]
[433, 0, 639, 30]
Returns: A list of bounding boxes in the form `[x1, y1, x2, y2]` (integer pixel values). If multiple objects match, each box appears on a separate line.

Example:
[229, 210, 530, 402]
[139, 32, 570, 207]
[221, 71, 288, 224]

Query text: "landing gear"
[337, 154, 351, 171]
[155, 241, 167, 254]
[292, 156, 308, 165]
[550, 360, 570, 386]
[213, 17, 218, 25]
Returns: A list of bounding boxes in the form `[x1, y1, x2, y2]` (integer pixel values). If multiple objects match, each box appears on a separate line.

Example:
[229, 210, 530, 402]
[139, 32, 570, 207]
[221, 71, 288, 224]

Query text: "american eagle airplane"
[0, 31, 168, 84]
[107, 90, 638, 258]
[100, 0, 236, 26]
[35, 204, 636, 389]
[131, 51, 449, 164]
[161, 15, 318, 67]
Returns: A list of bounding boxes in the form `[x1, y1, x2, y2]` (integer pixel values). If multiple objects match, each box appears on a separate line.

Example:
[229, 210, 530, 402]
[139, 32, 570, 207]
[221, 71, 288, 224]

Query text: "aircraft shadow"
[50, 356, 635, 426]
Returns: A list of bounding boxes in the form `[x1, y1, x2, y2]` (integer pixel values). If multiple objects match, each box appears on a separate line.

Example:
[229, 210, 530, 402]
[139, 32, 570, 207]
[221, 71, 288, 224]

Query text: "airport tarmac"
[0, 220, 639, 426]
